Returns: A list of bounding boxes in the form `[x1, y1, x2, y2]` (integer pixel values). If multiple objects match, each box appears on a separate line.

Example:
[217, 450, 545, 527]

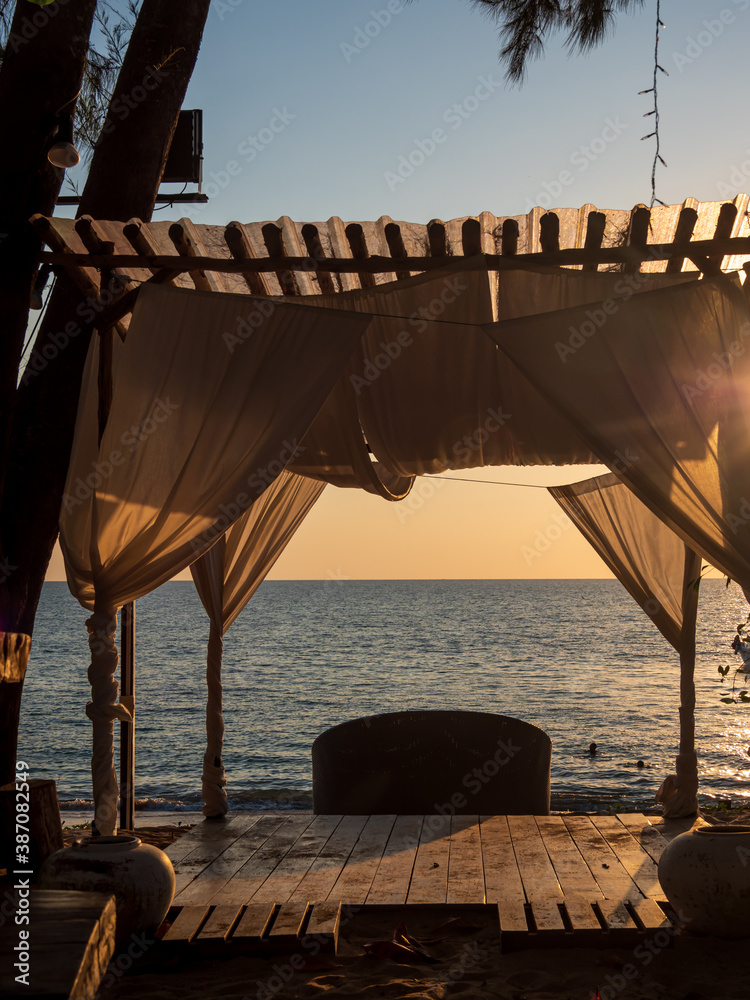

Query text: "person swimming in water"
[589, 742, 597, 755]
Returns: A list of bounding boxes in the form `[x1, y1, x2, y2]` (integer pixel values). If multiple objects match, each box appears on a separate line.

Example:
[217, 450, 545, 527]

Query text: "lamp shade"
[48, 114, 80, 169]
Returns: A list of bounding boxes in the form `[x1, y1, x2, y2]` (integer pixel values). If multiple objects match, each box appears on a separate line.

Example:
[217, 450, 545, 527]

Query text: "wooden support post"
[119, 602, 135, 832]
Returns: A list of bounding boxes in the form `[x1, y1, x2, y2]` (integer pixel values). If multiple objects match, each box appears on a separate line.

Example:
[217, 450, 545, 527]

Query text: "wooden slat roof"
[33, 195, 750, 333]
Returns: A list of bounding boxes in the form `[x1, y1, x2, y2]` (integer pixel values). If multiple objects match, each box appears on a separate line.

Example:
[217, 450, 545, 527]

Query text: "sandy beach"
[88, 807, 750, 1000]
[98, 903, 748, 1000]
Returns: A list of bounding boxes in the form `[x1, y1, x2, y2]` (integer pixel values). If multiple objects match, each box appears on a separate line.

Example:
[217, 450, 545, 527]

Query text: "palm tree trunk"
[0, 0, 212, 785]
[0, 0, 98, 787]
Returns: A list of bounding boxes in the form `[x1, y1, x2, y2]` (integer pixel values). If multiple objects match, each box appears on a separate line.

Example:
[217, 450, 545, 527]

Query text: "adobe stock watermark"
[522, 511, 573, 566]
[349, 273, 468, 394]
[0, 556, 18, 584]
[223, 299, 276, 353]
[522, 117, 628, 213]
[725, 496, 750, 535]
[93, 931, 154, 998]
[671, 1, 750, 74]
[395, 474, 446, 523]
[188, 438, 304, 554]
[214, 0, 245, 20]
[384, 74, 501, 191]
[251, 903, 363, 1000]
[716, 145, 750, 197]
[395, 405, 512, 523]
[99, 65, 170, 136]
[597, 920, 684, 1000]
[554, 269, 658, 364]
[62, 397, 179, 513]
[426, 736, 522, 835]
[430, 940, 486, 997]
[680, 325, 750, 405]
[21, 271, 133, 385]
[4, 0, 75, 53]
[340, 1, 405, 63]
[192, 107, 297, 208]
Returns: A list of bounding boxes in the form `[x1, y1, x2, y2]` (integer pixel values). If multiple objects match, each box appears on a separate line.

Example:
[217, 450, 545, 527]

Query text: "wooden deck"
[162, 812, 695, 953]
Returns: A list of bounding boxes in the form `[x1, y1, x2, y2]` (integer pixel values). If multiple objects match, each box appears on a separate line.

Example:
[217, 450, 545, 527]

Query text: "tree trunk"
[0, 0, 98, 517]
[0, 0, 213, 786]
[0, 0, 98, 790]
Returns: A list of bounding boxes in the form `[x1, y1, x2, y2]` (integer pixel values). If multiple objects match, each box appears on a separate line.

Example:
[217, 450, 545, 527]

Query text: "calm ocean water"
[18, 579, 750, 814]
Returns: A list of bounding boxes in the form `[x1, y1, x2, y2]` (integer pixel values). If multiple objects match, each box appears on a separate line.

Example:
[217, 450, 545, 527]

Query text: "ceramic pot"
[39, 834, 175, 947]
[657, 824, 750, 937]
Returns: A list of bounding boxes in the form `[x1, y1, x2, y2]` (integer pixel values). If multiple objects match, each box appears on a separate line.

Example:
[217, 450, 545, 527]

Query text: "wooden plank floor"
[164, 812, 696, 952]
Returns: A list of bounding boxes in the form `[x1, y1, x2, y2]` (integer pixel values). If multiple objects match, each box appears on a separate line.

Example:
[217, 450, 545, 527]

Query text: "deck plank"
[616, 813, 691, 860]
[328, 814, 397, 904]
[562, 816, 641, 901]
[366, 815, 423, 904]
[535, 816, 604, 899]
[589, 815, 666, 901]
[166, 813, 255, 865]
[162, 904, 210, 943]
[232, 902, 276, 941]
[289, 814, 369, 903]
[174, 814, 288, 904]
[447, 815, 485, 904]
[562, 896, 604, 938]
[304, 901, 341, 952]
[529, 897, 566, 936]
[249, 814, 344, 903]
[507, 815, 563, 901]
[597, 897, 640, 940]
[629, 895, 671, 933]
[480, 815, 526, 906]
[171, 815, 261, 896]
[165, 811, 671, 952]
[212, 813, 319, 905]
[196, 904, 244, 941]
[267, 902, 310, 941]
[406, 816, 451, 904]
[496, 898, 529, 934]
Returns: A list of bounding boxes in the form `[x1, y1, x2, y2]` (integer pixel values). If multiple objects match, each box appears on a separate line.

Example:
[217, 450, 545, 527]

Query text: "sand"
[61, 824, 195, 851]
[98, 907, 748, 1000]
[91, 808, 750, 1000]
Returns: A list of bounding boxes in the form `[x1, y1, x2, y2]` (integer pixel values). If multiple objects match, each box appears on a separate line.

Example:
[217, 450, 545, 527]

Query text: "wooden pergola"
[33, 195, 750, 339]
[32, 195, 750, 832]
[32, 198, 749, 949]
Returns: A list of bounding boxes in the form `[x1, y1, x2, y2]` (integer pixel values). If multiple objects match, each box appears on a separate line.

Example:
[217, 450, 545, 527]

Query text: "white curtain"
[550, 473, 701, 817]
[61, 283, 371, 834]
[190, 470, 325, 816]
[289, 361, 413, 499]
[288, 261, 698, 473]
[484, 276, 750, 591]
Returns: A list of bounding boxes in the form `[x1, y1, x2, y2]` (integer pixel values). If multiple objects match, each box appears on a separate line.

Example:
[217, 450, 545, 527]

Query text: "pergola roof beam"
[36, 237, 750, 275]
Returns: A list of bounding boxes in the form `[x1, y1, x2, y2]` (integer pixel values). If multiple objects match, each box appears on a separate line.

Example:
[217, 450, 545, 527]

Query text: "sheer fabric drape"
[485, 277, 750, 591]
[190, 470, 325, 816]
[61, 283, 370, 833]
[550, 473, 701, 816]
[288, 261, 698, 474]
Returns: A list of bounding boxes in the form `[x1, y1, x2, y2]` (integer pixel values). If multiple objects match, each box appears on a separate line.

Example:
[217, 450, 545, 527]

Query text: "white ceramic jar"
[39, 834, 175, 947]
[657, 824, 750, 937]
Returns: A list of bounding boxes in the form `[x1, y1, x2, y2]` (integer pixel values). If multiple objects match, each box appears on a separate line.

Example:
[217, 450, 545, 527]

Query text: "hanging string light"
[639, 0, 668, 207]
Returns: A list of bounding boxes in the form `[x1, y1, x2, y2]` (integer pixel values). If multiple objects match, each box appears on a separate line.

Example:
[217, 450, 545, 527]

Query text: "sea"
[18, 579, 750, 815]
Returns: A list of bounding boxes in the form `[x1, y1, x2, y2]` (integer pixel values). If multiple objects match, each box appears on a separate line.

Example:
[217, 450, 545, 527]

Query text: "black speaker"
[163, 109, 203, 184]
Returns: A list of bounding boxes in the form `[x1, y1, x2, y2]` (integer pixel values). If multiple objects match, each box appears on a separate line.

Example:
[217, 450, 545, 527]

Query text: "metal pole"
[119, 602, 136, 831]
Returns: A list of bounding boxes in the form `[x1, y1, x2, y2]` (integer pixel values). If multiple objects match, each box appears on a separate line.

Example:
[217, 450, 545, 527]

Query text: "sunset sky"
[46, 0, 744, 581]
